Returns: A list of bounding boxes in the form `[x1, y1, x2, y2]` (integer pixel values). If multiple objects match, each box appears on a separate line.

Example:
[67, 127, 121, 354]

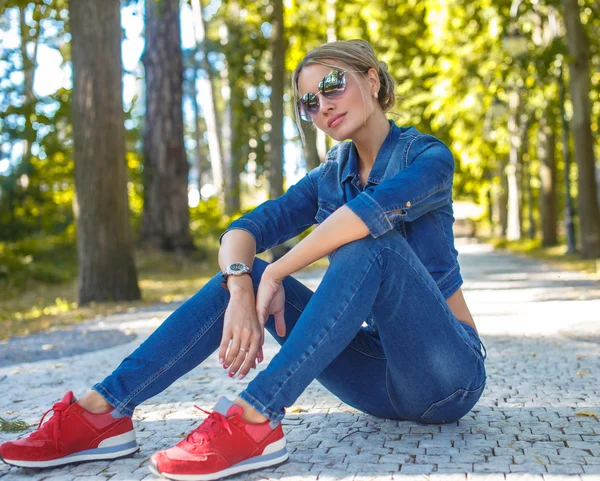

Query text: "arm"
[266, 203, 369, 280]
[218, 229, 257, 293]
[218, 163, 323, 255]
[345, 134, 455, 238]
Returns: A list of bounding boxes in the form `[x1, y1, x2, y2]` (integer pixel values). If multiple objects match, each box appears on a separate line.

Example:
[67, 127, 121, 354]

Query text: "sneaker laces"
[29, 399, 71, 449]
[186, 405, 234, 445]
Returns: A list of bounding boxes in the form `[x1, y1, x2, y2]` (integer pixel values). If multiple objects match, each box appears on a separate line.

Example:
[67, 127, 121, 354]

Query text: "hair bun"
[378, 60, 389, 73]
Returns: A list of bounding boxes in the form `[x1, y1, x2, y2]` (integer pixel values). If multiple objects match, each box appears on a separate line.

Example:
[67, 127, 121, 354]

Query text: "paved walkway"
[1, 239, 599, 481]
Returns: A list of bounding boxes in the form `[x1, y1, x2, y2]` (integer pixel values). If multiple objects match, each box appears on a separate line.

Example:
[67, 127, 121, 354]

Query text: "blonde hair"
[292, 39, 397, 147]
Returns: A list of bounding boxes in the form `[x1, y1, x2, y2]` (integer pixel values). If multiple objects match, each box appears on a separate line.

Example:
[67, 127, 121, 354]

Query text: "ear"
[366, 67, 380, 95]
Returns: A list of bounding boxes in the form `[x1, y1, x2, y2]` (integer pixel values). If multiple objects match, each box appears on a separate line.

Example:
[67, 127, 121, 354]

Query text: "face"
[297, 62, 380, 141]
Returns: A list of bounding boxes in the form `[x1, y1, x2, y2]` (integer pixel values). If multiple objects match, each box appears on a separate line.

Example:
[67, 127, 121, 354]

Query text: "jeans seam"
[92, 384, 130, 416]
[264, 260, 379, 410]
[380, 246, 453, 320]
[238, 390, 282, 422]
[114, 302, 228, 414]
[385, 362, 404, 418]
[283, 287, 386, 360]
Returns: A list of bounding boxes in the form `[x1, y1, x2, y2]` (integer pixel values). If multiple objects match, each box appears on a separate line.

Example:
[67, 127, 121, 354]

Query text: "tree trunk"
[303, 126, 321, 171]
[269, 0, 285, 200]
[506, 90, 522, 241]
[69, 0, 140, 304]
[561, 0, 600, 258]
[498, 161, 508, 237]
[142, 0, 194, 252]
[190, 0, 225, 205]
[538, 110, 558, 246]
[218, 21, 234, 215]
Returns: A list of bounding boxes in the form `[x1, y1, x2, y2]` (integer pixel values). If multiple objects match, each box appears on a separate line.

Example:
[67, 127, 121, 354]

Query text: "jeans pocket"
[419, 379, 486, 424]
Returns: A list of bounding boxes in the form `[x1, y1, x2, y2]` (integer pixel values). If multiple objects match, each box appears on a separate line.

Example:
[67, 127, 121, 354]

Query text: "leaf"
[287, 406, 307, 413]
[577, 370, 588, 376]
[575, 410, 599, 420]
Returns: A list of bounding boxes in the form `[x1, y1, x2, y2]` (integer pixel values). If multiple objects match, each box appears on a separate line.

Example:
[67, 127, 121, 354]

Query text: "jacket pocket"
[419, 379, 486, 424]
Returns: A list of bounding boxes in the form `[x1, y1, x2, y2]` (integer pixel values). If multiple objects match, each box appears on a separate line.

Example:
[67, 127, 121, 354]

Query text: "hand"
[219, 288, 263, 380]
[255, 267, 286, 338]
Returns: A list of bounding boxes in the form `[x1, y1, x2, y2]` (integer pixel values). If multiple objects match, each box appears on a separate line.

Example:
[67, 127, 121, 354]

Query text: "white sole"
[149, 449, 289, 481]
[1, 432, 139, 468]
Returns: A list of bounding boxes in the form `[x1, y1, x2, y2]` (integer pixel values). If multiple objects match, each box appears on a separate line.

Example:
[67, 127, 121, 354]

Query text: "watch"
[221, 262, 252, 289]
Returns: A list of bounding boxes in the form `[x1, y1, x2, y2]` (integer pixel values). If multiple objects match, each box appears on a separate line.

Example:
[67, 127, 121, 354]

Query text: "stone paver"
[0, 239, 599, 480]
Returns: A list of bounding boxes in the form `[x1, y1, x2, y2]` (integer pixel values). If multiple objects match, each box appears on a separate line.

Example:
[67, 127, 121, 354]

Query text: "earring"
[373, 92, 379, 98]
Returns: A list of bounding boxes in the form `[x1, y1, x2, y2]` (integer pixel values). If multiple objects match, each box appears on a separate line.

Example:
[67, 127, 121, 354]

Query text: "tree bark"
[506, 90, 522, 241]
[190, 0, 225, 205]
[561, 0, 600, 258]
[303, 126, 321, 171]
[69, 0, 140, 304]
[269, 0, 285, 200]
[538, 110, 558, 246]
[142, 0, 194, 252]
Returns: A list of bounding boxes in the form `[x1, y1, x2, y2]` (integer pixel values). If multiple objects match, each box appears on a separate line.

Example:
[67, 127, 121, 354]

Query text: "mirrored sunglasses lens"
[321, 70, 346, 98]
[299, 94, 319, 120]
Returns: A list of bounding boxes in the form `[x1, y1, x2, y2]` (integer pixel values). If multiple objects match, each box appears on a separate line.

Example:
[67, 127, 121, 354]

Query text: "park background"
[0, 0, 599, 340]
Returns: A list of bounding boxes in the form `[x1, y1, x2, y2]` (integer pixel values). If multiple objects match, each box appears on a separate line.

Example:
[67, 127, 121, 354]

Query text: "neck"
[350, 113, 392, 169]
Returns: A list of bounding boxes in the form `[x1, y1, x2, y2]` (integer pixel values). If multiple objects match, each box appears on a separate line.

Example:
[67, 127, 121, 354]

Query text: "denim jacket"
[219, 118, 463, 302]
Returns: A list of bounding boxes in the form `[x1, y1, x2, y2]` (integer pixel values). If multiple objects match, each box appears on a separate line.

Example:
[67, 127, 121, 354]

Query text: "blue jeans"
[94, 230, 487, 425]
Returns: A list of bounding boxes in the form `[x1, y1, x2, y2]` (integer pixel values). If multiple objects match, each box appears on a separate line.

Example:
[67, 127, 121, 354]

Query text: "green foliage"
[0, 416, 30, 433]
[189, 195, 241, 241]
[0, 231, 77, 289]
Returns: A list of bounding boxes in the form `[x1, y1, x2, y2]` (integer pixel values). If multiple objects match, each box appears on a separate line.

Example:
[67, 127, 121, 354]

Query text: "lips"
[328, 113, 346, 128]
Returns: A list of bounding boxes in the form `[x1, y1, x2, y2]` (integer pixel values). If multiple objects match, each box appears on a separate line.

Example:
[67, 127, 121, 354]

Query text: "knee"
[330, 229, 406, 263]
[330, 234, 377, 262]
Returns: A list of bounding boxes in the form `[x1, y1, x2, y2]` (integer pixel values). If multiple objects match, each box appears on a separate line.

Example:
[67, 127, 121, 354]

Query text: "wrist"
[265, 263, 284, 282]
[227, 274, 253, 294]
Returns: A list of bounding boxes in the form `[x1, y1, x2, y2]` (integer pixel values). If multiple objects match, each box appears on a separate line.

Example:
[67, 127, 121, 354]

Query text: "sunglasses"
[297, 68, 365, 122]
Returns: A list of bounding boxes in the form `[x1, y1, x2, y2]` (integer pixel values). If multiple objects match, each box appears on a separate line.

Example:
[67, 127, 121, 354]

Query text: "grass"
[479, 235, 600, 277]
[0, 240, 330, 341]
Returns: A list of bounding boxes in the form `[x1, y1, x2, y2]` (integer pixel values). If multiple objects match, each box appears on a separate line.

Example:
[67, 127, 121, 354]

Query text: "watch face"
[230, 262, 246, 272]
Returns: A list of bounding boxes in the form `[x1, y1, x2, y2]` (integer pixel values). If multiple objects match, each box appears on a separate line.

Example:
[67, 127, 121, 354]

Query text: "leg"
[322, 230, 487, 424]
[238, 229, 486, 424]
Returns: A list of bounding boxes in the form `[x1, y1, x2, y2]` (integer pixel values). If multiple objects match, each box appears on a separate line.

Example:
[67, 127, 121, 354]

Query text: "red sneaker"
[0, 391, 138, 468]
[149, 396, 288, 480]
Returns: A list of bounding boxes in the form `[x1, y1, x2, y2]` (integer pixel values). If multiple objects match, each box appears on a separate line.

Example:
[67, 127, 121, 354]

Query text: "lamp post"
[558, 63, 577, 254]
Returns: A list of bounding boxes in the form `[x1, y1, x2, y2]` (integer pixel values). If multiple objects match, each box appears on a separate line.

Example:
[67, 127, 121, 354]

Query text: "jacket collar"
[341, 119, 401, 187]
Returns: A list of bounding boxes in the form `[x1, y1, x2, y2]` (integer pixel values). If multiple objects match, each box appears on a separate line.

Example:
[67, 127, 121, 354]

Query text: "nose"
[317, 92, 335, 116]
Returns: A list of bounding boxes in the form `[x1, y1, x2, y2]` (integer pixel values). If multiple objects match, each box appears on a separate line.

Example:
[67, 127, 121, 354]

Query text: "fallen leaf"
[577, 370, 588, 376]
[287, 406, 307, 413]
[575, 410, 599, 419]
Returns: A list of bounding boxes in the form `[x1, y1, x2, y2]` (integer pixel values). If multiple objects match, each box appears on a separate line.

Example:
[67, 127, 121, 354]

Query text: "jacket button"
[406, 201, 411, 208]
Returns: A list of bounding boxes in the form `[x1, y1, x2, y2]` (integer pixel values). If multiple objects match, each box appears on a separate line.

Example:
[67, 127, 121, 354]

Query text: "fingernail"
[238, 374, 245, 380]
[223, 364, 228, 369]
[219, 357, 223, 364]
[228, 372, 235, 378]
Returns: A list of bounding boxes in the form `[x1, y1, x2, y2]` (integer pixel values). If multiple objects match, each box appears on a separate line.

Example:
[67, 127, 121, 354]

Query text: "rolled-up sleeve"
[345, 134, 455, 238]
[218, 163, 322, 254]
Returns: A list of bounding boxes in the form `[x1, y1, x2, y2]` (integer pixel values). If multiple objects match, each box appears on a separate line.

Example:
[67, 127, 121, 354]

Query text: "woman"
[0, 39, 487, 480]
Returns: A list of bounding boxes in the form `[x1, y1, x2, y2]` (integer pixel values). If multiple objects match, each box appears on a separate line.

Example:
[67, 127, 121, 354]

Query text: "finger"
[228, 328, 252, 375]
[237, 336, 260, 379]
[219, 326, 233, 366]
[257, 345, 263, 364]
[255, 302, 268, 327]
[274, 311, 286, 338]
[224, 330, 242, 368]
